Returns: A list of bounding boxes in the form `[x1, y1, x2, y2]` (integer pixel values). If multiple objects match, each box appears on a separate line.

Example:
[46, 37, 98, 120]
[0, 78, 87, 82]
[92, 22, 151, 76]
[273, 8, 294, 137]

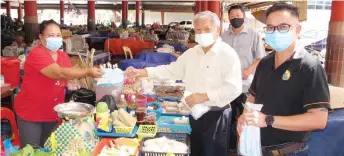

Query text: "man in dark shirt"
[237, 3, 330, 155]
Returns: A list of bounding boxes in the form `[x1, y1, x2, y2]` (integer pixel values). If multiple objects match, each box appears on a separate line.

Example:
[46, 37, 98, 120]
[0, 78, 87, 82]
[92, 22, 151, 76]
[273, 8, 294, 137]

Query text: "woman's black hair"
[39, 19, 60, 34]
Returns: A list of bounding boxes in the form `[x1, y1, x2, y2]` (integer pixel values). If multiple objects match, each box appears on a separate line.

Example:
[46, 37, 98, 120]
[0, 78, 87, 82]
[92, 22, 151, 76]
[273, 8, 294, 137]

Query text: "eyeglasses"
[263, 24, 296, 34]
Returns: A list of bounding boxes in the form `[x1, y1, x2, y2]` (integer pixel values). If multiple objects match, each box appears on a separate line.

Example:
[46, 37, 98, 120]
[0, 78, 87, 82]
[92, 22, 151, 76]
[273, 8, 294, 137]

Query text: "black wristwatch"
[265, 115, 275, 127]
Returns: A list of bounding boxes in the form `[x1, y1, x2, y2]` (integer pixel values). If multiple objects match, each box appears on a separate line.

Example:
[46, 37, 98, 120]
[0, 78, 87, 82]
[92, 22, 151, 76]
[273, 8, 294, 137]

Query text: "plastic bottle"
[3, 139, 15, 156]
[128, 95, 137, 116]
[118, 94, 128, 110]
[96, 102, 110, 132]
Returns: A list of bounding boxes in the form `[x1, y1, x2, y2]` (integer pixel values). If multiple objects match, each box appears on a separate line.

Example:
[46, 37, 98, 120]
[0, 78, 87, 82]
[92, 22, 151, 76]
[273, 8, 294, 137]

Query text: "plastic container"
[95, 84, 122, 101]
[96, 125, 138, 138]
[136, 94, 147, 107]
[140, 132, 190, 156]
[136, 125, 157, 139]
[0, 57, 21, 88]
[146, 102, 163, 119]
[114, 125, 135, 134]
[145, 94, 156, 103]
[156, 115, 192, 134]
[91, 138, 140, 156]
[3, 139, 16, 156]
[117, 94, 128, 110]
[111, 89, 122, 104]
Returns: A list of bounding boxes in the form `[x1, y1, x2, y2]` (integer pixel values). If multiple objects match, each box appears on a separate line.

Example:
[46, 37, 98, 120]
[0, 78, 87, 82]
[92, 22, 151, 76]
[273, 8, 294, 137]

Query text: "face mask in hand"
[195, 33, 215, 47]
[230, 18, 244, 28]
[45, 37, 63, 52]
[265, 31, 294, 52]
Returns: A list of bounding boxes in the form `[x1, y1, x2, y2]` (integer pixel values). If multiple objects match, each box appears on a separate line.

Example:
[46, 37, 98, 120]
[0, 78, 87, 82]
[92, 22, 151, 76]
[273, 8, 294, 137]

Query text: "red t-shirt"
[14, 45, 72, 122]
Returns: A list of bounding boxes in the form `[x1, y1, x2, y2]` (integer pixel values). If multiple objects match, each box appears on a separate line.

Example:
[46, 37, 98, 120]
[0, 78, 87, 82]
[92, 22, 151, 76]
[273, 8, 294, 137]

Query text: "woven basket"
[137, 125, 157, 139]
[114, 126, 135, 134]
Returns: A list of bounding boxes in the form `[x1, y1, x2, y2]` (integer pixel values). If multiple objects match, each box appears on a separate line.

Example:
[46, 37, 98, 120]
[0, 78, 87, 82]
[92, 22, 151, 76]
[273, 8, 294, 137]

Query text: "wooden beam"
[150, 9, 193, 13]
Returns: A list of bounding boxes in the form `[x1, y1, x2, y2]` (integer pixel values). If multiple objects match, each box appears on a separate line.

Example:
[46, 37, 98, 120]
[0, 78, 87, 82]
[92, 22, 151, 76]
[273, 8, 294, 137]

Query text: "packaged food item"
[127, 95, 138, 116]
[118, 94, 128, 110]
[112, 108, 137, 127]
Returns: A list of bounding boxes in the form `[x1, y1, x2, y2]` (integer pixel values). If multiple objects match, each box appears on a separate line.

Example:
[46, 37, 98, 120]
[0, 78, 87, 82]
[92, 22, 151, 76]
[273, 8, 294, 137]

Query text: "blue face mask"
[265, 31, 294, 52]
[45, 37, 63, 52]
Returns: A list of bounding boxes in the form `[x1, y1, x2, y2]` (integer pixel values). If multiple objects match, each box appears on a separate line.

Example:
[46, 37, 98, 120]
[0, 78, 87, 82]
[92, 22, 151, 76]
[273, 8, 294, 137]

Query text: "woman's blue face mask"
[44, 37, 63, 52]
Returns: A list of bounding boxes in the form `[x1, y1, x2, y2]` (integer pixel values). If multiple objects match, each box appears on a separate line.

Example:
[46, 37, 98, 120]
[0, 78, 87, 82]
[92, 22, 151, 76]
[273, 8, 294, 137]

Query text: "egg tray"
[140, 132, 190, 156]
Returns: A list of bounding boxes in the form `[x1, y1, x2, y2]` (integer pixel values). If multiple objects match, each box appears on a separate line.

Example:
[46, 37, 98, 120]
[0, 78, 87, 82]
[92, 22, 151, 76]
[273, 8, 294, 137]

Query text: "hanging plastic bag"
[239, 102, 263, 156]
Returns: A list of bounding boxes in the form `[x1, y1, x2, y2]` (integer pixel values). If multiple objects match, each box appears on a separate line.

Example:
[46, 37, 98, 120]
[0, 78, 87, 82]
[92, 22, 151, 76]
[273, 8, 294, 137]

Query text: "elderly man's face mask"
[194, 18, 220, 47]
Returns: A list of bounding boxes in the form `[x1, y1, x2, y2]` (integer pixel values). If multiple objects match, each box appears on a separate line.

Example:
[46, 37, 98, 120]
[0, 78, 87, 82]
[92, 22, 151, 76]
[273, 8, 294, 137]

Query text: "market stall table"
[86, 37, 110, 50]
[135, 52, 177, 63]
[157, 41, 187, 53]
[309, 108, 344, 156]
[104, 39, 155, 56]
[119, 52, 177, 70]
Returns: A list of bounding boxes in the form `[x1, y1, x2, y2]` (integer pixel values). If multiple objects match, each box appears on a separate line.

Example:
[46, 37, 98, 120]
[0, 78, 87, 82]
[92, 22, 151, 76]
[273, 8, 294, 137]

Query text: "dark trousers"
[189, 106, 232, 156]
[17, 116, 58, 148]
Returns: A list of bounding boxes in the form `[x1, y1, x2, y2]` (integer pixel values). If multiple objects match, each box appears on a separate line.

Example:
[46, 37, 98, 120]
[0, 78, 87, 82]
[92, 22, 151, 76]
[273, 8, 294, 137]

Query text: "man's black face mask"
[230, 18, 244, 28]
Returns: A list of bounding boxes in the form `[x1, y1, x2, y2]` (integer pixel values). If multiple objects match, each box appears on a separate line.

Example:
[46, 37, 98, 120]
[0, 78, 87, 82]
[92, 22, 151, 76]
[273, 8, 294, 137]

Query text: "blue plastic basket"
[96, 125, 138, 138]
[140, 132, 190, 156]
[156, 115, 192, 134]
[156, 96, 181, 102]
[146, 102, 163, 119]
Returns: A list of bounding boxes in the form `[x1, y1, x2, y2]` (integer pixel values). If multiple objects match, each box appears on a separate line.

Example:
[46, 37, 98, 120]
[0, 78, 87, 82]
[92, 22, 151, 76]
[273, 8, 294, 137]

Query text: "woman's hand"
[88, 68, 104, 78]
[67, 80, 79, 91]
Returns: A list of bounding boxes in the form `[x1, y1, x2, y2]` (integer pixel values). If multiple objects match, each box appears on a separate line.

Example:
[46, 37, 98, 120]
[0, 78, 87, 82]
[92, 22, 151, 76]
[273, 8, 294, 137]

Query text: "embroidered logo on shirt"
[282, 70, 291, 80]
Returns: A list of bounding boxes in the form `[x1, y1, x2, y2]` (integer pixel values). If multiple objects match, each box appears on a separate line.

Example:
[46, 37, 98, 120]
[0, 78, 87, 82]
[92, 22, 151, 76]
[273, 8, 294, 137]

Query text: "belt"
[210, 104, 230, 111]
[262, 142, 305, 156]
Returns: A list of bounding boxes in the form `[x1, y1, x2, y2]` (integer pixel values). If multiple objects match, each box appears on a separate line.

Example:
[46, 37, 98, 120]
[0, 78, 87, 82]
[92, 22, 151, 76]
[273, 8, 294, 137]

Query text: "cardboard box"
[329, 86, 344, 109]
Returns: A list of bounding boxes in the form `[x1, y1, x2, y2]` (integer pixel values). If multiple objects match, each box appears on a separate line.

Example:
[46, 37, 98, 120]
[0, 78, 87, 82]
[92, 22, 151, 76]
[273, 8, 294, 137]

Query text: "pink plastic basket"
[136, 94, 147, 107]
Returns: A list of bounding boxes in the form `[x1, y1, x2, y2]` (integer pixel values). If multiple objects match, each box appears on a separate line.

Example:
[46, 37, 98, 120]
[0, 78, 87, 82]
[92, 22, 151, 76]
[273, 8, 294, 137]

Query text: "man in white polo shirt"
[125, 11, 242, 156]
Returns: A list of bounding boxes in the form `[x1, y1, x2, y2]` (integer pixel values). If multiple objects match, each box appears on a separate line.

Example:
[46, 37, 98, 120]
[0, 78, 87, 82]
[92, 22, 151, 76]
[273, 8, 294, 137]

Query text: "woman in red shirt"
[14, 19, 103, 148]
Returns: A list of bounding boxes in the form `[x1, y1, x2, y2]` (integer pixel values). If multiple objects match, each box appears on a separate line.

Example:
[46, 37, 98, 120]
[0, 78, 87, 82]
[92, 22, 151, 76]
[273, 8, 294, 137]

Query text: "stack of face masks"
[239, 102, 263, 156]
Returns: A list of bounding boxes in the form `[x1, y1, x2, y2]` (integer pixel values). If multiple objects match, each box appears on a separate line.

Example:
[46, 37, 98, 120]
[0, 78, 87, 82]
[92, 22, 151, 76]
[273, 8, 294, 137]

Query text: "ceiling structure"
[2, 0, 301, 23]
[1, 1, 275, 12]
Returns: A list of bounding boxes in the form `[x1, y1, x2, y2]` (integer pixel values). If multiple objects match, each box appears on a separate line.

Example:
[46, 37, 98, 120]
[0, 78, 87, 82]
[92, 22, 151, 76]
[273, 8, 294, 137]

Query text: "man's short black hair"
[266, 2, 300, 20]
[228, 4, 245, 16]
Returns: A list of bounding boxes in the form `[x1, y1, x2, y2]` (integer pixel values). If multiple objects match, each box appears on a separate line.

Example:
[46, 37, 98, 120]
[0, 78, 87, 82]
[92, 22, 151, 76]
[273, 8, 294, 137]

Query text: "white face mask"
[195, 33, 215, 47]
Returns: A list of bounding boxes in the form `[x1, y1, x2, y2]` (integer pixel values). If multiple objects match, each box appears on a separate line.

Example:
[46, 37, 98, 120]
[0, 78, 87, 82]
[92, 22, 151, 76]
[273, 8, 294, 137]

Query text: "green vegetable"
[96, 102, 108, 113]
[78, 149, 90, 156]
[10, 145, 53, 156]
